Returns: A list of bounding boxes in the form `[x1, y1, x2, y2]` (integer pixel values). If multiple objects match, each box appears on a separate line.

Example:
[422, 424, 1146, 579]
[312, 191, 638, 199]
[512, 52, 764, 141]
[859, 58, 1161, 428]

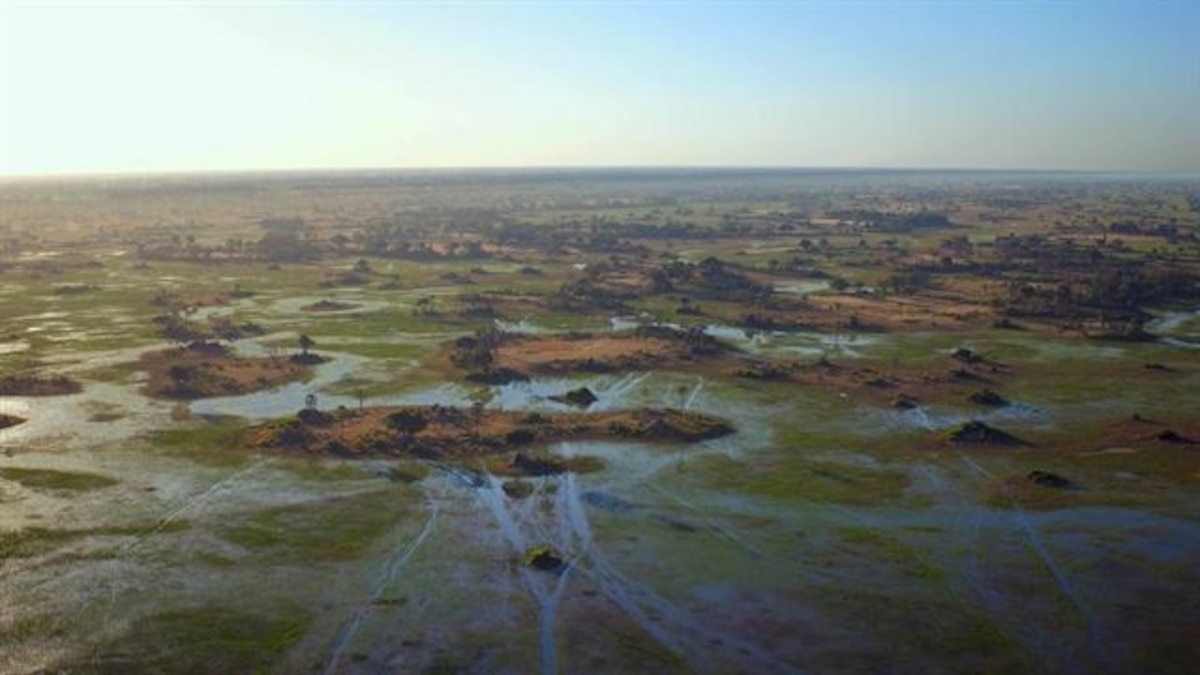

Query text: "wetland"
[2, 168, 1199, 674]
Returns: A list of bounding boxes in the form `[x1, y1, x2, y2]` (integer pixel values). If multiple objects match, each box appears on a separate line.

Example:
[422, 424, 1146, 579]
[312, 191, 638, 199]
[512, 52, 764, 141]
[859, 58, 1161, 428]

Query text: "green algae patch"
[221, 488, 410, 561]
[0, 467, 118, 492]
[57, 607, 309, 674]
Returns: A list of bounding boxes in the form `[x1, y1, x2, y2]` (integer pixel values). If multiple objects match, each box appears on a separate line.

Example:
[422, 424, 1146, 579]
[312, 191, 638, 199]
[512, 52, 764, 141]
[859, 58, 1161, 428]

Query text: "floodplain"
[1, 169, 1198, 674]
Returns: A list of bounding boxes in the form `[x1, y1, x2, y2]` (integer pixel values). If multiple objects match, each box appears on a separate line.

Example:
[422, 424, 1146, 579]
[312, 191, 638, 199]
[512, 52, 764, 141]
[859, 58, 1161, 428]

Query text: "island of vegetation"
[0, 373, 83, 396]
[137, 342, 315, 400]
[446, 325, 729, 383]
[241, 404, 734, 468]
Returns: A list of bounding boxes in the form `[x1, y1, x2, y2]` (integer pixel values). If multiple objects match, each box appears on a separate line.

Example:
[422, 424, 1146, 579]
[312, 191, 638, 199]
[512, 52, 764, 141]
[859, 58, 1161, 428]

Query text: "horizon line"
[3, 164, 1198, 183]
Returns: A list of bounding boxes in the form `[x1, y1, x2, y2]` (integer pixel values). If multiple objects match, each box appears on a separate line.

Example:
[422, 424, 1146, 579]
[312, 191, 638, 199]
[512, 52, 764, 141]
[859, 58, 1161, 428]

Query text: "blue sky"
[1, 0, 1197, 174]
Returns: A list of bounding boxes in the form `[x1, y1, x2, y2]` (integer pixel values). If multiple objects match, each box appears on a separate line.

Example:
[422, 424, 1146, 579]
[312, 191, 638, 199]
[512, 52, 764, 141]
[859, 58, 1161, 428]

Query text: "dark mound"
[509, 452, 565, 476]
[303, 299, 359, 312]
[549, 386, 598, 408]
[1156, 429, 1195, 444]
[947, 420, 1028, 446]
[952, 347, 984, 365]
[0, 414, 27, 430]
[297, 408, 335, 426]
[290, 353, 330, 365]
[502, 479, 535, 499]
[968, 389, 1009, 407]
[466, 368, 529, 385]
[949, 368, 988, 383]
[1027, 470, 1075, 489]
[524, 546, 566, 573]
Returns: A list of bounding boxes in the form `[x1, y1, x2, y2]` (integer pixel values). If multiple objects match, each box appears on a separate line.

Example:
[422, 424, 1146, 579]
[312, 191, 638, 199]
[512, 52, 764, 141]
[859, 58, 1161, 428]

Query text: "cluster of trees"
[450, 327, 508, 371]
[1001, 266, 1198, 321]
[827, 209, 951, 232]
[675, 257, 775, 303]
[152, 311, 264, 348]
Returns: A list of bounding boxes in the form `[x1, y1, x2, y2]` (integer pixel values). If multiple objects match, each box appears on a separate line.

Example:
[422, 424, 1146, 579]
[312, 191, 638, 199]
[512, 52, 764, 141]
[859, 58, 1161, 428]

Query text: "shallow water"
[1146, 307, 1199, 336]
[4, 322, 1199, 674]
[774, 280, 831, 295]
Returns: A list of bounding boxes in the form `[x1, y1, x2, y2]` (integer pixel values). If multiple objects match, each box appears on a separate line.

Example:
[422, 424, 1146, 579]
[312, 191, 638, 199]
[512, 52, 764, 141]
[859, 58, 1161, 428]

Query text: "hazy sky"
[2, 1, 1197, 175]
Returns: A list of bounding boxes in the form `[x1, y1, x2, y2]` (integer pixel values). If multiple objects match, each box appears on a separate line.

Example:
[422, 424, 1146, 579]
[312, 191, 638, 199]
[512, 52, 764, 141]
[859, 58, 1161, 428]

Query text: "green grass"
[0, 467, 118, 491]
[152, 420, 247, 447]
[320, 372, 439, 398]
[221, 487, 413, 561]
[831, 526, 945, 580]
[320, 342, 429, 359]
[300, 308, 468, 337]
[388, 462, 431, 484]
[0, 612, 70, 645]
[0, 520, 190, 560]
[58, 607, 310, 674]
[803, 586, 1033, 674]
[273, 458, 373, 482]
[689, 452, 913, 506]
[146, 418, 250, 466]
[0, 527, 82, 559]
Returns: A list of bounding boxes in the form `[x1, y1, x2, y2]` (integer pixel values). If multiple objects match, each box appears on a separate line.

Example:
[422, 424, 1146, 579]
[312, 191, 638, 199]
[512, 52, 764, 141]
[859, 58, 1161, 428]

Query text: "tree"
[168, 365, 195, 389]
[413, 296, 436, 317]
[298, 334, 316, 356]
[209, 316, 241, 344]
[470, 400, 486, 438]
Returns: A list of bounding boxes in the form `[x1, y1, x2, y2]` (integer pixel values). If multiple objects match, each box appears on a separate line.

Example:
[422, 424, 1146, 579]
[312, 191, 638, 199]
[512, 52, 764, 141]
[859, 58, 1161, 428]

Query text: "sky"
[1, 0, 1198, 175]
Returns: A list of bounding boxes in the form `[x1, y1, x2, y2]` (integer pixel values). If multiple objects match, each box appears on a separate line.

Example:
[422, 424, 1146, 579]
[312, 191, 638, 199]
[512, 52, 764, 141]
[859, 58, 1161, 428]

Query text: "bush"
[505, 428, 536, 445]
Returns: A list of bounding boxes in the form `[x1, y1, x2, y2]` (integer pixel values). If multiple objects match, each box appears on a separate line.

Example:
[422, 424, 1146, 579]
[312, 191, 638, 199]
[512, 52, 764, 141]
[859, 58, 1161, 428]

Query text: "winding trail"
[556, 453, 801, 673]
[121, 458, 276, 553]
[591, 372, 651, 411]
[957, 454, 1109, 671]
[649, 484, 766, 558]
[683, 377, 705, 410]
[322, 501, 439, 675]
[474, 475, 573, 675]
